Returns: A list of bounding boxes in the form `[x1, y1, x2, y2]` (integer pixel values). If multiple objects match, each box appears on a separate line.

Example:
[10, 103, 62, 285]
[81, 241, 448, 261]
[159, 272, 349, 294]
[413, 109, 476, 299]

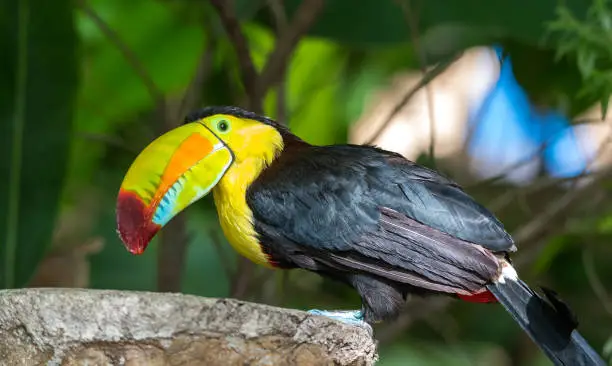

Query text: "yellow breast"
[212, 160, 275, 268]
[211, 119, 284, 269]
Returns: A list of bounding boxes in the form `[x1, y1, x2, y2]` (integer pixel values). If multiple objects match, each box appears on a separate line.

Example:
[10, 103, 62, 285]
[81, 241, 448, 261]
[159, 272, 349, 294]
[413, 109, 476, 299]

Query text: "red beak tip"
[128, 246, 145, 255]
[116, 229, 143, 255]
[116, 190, 160, 256]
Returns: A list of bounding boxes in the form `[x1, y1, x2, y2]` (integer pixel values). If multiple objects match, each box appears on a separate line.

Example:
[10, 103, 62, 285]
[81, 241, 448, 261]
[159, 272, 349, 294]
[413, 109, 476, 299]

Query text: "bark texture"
[0, 288, 377, 366]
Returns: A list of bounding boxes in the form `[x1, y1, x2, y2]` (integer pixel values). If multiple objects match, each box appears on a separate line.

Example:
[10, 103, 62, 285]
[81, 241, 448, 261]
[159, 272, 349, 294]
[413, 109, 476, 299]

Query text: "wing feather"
[248, 145, 508, 295]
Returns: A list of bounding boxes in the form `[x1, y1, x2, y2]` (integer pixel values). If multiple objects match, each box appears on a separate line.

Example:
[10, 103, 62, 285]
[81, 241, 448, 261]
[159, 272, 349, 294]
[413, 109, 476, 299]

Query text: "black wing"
[247, 145, 513, 293]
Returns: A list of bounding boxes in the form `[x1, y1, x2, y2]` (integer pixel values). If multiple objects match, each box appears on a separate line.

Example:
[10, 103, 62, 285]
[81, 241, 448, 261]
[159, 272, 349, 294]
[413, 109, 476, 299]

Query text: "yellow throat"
[212, 126, 283, 268]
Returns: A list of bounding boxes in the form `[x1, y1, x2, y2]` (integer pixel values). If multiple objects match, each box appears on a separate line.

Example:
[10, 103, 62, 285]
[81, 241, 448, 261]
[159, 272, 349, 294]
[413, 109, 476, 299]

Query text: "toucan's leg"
[306, 309, 373, 334]
[305, 275, 401, 335]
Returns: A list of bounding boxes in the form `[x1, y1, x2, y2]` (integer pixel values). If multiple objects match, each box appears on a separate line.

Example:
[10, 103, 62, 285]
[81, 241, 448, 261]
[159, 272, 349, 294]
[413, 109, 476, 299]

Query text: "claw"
[307, 309, 373, 335]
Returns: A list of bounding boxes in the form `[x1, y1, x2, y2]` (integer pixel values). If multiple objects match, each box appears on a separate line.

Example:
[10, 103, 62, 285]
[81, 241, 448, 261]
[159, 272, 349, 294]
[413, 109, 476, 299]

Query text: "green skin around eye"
[216, 120, 230, 133]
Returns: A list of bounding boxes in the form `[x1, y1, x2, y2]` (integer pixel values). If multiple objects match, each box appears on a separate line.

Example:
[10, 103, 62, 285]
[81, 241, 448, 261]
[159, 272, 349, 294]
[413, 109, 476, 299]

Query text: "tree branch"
[267, 0, 289, 124]
[513, 174, 612, 269]
[209, 228, 235, 282]
[471, 113, 612, 189]
[398, 0, 436, 162]
[267, 0, 289, 30]
[230, 257, 257, 298]
[487, 168, 605, 213]
[210, 0, 323, 114]
[365, 52, 463, 146]
[516, 120, 612, 240]
[256, 0, 325, 96]
[582, 249, 612, 317]
[0, 289, 377, 365]
[156, 216, 189, 292]
[209, 0, 259, 110]
[177, 33, 215, 119]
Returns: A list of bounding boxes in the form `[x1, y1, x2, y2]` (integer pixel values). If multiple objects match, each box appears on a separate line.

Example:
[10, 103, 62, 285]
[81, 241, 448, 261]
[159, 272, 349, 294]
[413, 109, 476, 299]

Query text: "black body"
[246, 142, 605, 366]
[247, 144, 513, 321]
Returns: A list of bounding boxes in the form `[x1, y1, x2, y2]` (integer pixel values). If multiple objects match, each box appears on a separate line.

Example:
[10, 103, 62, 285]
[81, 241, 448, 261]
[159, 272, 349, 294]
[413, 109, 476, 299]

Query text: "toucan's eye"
[216, 119, 230, 132]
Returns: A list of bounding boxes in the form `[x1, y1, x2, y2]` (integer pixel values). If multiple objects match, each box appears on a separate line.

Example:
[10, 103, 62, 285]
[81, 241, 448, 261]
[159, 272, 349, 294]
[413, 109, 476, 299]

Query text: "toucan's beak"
[116, 122, 233, 255]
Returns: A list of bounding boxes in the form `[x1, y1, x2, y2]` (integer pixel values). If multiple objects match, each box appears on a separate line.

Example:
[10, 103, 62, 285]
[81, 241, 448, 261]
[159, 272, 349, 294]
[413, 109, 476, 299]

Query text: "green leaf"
[274, 0, 588, 49]
[545, 0, 612, 116]
[577, 49, 596, 76]
[0, 0, 78, 288]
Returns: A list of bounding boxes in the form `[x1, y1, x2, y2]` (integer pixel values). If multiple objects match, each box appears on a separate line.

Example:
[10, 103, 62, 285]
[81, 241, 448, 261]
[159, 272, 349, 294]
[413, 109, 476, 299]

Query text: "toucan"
[116, 106, 605, 365]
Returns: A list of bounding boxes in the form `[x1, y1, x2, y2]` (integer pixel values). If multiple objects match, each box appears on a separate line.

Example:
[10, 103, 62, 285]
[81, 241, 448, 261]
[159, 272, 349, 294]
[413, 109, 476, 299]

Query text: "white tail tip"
[497, 260, 518, 284]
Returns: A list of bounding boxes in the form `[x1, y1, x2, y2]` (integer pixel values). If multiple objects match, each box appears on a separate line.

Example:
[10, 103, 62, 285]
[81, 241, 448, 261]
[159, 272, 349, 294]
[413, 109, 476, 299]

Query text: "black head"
[185, 106, 282, 128]
[184, 105, 303, 145]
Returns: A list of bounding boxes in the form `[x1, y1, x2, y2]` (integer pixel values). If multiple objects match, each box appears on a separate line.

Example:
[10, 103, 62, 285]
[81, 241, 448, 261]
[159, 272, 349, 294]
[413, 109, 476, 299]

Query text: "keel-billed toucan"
[116, 106, 605, 365]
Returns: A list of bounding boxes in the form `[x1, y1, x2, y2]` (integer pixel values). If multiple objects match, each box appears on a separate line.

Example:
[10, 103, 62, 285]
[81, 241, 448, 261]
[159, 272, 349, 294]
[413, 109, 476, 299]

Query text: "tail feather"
[487, 278, 606, 366]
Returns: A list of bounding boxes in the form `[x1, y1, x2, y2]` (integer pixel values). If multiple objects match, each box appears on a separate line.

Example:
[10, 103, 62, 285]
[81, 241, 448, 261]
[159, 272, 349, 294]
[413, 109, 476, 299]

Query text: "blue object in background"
[467, 46, 592, 183]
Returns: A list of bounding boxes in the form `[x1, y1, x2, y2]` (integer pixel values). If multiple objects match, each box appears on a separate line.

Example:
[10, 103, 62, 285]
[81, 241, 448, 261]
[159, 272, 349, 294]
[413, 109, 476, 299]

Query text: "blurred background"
[2, 0, 612, 364]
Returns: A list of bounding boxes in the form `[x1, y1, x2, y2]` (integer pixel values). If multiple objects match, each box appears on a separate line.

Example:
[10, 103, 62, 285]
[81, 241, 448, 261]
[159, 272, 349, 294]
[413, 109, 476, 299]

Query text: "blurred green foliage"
[547, 0, 612, 117]
[0, 0, 78, 288]
[2, 0, 612, 364]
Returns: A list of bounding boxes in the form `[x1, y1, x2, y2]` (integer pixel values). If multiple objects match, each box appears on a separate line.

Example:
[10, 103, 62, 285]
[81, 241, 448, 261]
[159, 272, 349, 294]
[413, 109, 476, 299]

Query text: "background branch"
[398, 0, 437, 161]
[582, 249, 612, 317]
[268, 0, 289, 123]
[209, 0, 260, 110]
[209, 229, 235, 282]
[365, 52, 463, 146]
[256, 0, 325, 96]
[513, 126, 612, 247]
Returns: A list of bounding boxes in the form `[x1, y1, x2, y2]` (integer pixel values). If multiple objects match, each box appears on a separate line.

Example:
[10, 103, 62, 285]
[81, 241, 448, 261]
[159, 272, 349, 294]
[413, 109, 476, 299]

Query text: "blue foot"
[307, 309, 373, 335]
